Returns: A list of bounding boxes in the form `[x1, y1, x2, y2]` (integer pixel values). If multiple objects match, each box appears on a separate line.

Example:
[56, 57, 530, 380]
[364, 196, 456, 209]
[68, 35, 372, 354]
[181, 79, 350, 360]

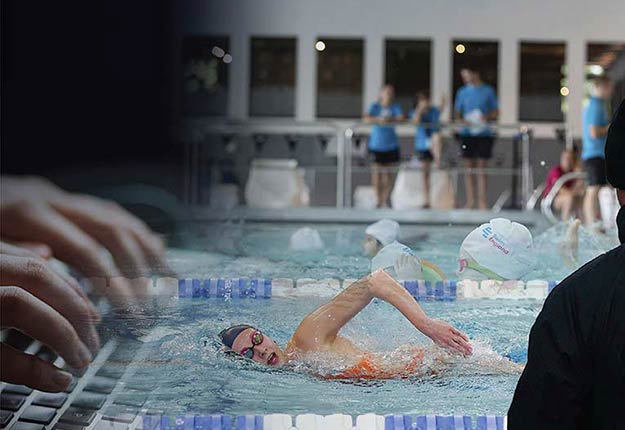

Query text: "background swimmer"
[219, 269, 475, 379]
[363, 219, 400, 257]
[364, 219, 445, 281]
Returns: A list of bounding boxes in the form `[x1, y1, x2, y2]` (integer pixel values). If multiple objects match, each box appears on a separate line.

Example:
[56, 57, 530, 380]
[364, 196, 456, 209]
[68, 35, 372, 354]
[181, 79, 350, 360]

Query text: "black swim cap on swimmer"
[605, 98, 625, 190]
[218, 324, 254, 349]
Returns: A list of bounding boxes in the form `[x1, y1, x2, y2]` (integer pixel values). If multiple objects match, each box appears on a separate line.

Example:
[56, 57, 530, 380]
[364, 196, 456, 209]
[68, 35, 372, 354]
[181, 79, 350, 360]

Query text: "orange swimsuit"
[326, 349, 425, 380]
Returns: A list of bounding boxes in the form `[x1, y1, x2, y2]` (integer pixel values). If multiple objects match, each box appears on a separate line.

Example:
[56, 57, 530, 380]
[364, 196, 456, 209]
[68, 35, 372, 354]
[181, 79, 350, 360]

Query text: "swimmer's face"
[231, 328, 285, 367]
[363, 235, 382, 257]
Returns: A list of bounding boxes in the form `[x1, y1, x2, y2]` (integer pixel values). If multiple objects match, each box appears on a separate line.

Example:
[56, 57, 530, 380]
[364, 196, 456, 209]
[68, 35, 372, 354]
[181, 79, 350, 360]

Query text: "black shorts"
[415, 150, 433, 162]
[458, 136, 495, 160]
[583, 157, 607, 186]
[370, 148, 400, 164]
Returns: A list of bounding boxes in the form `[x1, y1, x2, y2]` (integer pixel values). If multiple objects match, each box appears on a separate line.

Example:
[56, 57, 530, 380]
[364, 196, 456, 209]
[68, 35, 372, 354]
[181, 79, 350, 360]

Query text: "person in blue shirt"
[409, 91, 444, 208]
[581, 75, 613, 228]
[453, 67, 499, 210]
[363, 85, 404, 208]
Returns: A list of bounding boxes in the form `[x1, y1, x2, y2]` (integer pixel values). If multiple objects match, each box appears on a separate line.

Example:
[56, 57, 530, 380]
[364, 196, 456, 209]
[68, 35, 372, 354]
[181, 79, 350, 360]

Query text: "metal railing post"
[345, 127, 354, 208]
[521, 128, 533, 209]
[336, 125, 345, 208]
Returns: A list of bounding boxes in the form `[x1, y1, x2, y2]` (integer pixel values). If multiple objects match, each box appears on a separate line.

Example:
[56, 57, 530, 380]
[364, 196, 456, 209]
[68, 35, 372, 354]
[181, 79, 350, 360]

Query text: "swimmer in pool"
[219, 269, 473, 379]
[364, 219, 446, 282]
[458, 217, 583, 281]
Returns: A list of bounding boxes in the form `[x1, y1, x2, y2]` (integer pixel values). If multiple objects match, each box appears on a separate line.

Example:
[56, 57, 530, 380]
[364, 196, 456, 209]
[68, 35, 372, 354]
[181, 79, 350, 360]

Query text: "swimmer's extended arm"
[291, 270, 472, 355]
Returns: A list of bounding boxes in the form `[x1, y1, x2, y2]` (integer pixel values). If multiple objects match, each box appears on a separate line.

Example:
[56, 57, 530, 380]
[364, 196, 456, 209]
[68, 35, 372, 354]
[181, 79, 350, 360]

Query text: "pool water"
[110, 297, 538, 416]
[106, 220, 615, 417]
[170, 221, 617, 281]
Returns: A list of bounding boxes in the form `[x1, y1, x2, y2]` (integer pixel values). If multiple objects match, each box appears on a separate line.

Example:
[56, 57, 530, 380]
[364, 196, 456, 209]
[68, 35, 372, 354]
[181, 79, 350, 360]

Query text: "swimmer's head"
[219, 324, 285, 367]
[364, 219, 400, 256]
[458, 218, 534, 281]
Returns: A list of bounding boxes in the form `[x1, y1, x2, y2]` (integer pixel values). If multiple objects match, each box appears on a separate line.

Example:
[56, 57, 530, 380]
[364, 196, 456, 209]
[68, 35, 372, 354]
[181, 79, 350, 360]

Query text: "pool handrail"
[540, 171, 587, 224]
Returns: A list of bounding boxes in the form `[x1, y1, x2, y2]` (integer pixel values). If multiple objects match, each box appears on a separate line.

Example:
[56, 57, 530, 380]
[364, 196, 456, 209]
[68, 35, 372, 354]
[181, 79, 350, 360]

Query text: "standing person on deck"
[454, 67, 498, 210]
[364, 85, 404, 208]
[409, 91, 445, 208]
[508, 98, 625, 429]
[581, 76, 613, 229]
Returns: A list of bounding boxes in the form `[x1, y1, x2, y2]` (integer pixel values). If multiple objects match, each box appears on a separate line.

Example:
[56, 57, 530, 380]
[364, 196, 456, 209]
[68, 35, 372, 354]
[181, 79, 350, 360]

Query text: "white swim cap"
[371, 241, 422, 280]
[459, 218, 534, 280]
[289, 227, 324, 251]
[365, 219, 400, 246]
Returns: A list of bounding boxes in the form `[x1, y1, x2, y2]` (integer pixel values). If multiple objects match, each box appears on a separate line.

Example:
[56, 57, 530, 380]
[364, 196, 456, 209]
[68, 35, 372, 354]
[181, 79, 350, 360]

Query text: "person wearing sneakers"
[363, 219, 446, 281]
[458, 218, 535, 281]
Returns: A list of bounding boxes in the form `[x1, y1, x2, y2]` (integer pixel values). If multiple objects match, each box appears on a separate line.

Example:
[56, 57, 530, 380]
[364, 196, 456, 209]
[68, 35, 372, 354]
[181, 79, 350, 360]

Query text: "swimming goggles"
[240, 330, 264, 359]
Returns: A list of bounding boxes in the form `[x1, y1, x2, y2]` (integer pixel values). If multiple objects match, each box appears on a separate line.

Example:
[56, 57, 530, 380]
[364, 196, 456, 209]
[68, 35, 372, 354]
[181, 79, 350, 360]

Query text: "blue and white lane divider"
[143, 414, 507, 430]
[178, 278, 272, 299]
[176, 277, 560, 300]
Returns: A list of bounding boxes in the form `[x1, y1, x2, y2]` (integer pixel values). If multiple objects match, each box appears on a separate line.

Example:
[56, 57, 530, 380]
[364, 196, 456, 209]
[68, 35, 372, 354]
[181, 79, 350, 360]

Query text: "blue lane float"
[178, 278, 272, 299]
[403, 280, 457, 301]
[146, 414, 507, 429]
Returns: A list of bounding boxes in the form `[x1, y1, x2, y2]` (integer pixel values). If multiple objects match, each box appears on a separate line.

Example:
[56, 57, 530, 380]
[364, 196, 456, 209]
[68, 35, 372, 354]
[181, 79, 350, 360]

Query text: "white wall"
[182, 0, 625, 137]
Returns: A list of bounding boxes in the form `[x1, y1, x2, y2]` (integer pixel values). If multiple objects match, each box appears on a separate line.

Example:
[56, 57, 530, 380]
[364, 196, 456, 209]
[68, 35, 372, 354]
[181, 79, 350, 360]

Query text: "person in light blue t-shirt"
[408, 91, 444, 208]
[454, 67, 499, 210]
[582, 75, 613, 228]
[364, 85, 404, 208]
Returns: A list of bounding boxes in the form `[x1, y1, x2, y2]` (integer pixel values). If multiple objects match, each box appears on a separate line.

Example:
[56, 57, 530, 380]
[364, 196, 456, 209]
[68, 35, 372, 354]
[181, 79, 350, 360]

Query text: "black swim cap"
[218, 324, 254, 349]
[606, 98, 625, 190]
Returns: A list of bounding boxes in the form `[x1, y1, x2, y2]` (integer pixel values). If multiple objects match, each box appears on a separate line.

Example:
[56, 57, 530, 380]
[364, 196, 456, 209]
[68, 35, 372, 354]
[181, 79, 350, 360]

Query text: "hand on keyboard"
[0, 176, 172, 306]
[0, 242, 101, 392]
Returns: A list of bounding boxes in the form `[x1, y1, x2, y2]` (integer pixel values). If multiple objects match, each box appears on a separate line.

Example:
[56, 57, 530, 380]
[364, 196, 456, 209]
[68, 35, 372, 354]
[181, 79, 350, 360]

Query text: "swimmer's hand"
[421, 318, 472, 356]
[393, 254, 423, 280]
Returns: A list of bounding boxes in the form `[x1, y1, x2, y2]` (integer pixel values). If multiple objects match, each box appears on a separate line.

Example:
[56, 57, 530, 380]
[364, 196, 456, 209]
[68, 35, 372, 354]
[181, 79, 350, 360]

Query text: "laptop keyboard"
[0, 329, 158, 430]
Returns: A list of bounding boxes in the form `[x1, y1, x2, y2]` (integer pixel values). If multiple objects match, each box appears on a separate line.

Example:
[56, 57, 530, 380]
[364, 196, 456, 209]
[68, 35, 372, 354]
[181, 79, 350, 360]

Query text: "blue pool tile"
[548, 280, 557, 293]
[263, 279, 272, 298]
[235, 415, 262, 430]
[447, 281, 457, 301]
[161, 416, 194, 430]
[415, 415, 437, 429]
[476, 415, 505, 430]
[434, 282, 444, 300]
[403, 281, 418, 298]
[436, 415, 472, 429]
[142, 415, 161, 430]
[178, 279, 200, 298]
[194, 415, 230, 430]
[216, 279, 226, 298]
[384, 414, 412, 429]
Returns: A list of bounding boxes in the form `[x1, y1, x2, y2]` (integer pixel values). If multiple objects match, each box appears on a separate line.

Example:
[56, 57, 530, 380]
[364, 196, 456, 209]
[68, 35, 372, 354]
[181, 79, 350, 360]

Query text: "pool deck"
[189, 206, 549, 228]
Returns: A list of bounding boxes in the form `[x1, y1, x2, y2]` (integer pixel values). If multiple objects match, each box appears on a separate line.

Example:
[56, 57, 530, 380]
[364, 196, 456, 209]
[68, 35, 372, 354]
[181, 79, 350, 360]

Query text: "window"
[519, 42, 566, 122]
[182, 36, 229, 117]
[385, 39, 431, 113]
[316, 38, 363, 118]
[452, 40, 499, 108]
[249, 37, 296, 117]
[587, 43, 625, 112]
